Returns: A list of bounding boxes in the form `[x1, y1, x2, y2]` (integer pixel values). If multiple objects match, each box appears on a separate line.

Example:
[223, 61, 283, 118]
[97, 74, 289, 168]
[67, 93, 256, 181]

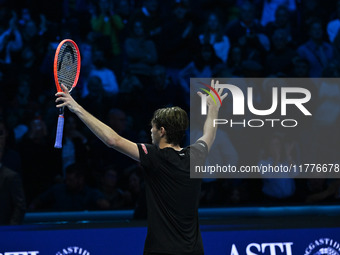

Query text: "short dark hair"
[151, 106, 188, 145]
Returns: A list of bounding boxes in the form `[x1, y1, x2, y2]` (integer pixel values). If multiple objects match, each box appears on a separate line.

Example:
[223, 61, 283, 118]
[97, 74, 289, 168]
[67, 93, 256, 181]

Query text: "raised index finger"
[60, 84, 70, 94]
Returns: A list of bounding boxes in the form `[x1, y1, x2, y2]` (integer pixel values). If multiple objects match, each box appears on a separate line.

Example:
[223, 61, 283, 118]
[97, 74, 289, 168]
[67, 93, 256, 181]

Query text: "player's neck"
[158, 140, 182, 151]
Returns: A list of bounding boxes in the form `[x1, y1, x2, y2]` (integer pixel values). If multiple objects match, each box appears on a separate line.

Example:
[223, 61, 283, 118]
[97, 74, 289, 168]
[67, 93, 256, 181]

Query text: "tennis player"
[56, 82, 227, 255]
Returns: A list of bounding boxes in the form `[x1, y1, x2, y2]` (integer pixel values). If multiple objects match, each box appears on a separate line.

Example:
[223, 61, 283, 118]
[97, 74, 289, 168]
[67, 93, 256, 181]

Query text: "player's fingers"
[221, 92, 228, 101]
[55, 92, 65, 97]
[218, 87, 224, 96]
[210, 79, 214, 90]
[61, 84, 69, 94]
[219, 88, 227, 98]
[55, 96, 64, 102]
[197, 91, 203, 97]
[56, 102, 66, 108]
[213, 80, 219, 92]
[214, 80, 224, 95]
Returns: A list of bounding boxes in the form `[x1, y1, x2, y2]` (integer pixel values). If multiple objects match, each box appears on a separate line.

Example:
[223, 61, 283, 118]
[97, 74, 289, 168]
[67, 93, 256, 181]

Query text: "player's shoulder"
[190, 140, 208, 151]
[137, 143, 158, 156]
[184, 140, 208, 158]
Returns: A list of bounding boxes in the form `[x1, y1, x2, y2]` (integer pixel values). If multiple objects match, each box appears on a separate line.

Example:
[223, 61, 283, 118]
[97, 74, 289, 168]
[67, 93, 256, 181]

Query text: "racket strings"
[57, 42, 79, 91]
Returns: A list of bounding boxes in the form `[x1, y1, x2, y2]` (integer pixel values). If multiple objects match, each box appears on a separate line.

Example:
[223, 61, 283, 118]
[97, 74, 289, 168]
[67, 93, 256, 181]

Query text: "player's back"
[137, 142, 208, 255]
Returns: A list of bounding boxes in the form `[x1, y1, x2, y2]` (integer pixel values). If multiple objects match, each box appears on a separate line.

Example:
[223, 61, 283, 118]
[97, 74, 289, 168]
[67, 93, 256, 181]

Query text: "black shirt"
[137, 141, 208, 255]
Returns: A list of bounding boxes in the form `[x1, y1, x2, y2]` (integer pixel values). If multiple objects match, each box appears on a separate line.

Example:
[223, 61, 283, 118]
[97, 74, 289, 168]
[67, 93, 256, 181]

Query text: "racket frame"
[53, 39, 81, 148]
[53, 39, 81, 93]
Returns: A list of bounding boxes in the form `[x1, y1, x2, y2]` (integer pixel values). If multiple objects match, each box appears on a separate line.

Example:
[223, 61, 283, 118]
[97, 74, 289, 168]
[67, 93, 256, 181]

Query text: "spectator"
[264, 29, 296, 76]
[240, 59, 264, 77]
[290, 56, 310, 77]
[124, 19, 158, 85]
[0, 110, 21, 173]
[327, 0, 340, 43]
[0, 117, 26, 225]
[159, 0, 200, 84]
[89, 0, 124, 57]
[299, 0, 330, 39]
[199, 12, 230, 63]
[125, 166, 146, 219]
[260, 0, 296, 27]
[129, 0, 162, 40]
[121, 64, 179, 124]
[225, 1, 269, 65]
[81, 48, 119, 98]
[62, 0, 91, 29]
[18, 8, 49, 55]
[19, 46, 43, 95]
[0, 11, 23, 65]
[88, 108, 136, 172]
[115, 0, 133, 26]
[29, 163, 109, 211]
[227, 44, 244, 76]
[264, 5, 299, 47]
[297, 20, 334, 77]
[312, 68, 340, 163]
[120, 68, 143, 91]
[14, 76, 33, 110]
[147, 65, 179, 109]
[79, 75, 112, 121]
[126, 168, 142, 206]
[61, 115, 89, 176]
[258, 133, 298, 204]
[39, 40, 58, 88]
[29, 0, 63, 22]
[99, 166, 129, 209]
[178, 43, 222, 97]
[18, 116, 59, 205]
[296, 179, 340, 204]
[0, 5, 11, 33]
[329, 3, 340, 64]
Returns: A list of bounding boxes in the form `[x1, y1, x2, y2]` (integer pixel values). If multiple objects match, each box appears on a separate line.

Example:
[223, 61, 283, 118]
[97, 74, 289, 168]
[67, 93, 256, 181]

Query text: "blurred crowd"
[1, 0, 340, 224]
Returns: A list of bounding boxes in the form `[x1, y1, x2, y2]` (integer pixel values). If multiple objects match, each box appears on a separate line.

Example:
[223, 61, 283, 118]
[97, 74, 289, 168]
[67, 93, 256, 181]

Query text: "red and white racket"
[53, 39, 81, 148]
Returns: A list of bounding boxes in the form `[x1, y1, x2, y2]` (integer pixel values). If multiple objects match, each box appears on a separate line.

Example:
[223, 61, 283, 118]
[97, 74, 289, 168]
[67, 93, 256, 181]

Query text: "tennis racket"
[53, 39, 81, 148]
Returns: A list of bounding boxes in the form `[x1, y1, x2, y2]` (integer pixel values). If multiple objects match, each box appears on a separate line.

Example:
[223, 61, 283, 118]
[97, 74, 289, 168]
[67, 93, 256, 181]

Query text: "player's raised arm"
[55, 84, 140, 161]
[196, 80, 228, 151]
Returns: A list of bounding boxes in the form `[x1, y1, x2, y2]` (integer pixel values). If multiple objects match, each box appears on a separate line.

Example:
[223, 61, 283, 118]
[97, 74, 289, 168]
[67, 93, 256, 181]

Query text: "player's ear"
[160, 127, 166, 137]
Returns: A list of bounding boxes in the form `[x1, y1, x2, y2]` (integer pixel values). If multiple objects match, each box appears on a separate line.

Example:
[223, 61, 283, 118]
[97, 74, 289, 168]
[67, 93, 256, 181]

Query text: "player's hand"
[55, 84, 80, 113]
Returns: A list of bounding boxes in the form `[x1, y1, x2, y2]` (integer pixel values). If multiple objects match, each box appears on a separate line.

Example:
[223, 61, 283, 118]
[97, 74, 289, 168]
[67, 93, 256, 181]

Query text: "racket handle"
[54, 114, 64, 148]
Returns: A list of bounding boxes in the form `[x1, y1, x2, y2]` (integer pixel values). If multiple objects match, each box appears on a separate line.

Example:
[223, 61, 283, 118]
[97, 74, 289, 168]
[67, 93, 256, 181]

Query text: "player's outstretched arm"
[55, 84, 139, 161]
[196, 80, 228, 151]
